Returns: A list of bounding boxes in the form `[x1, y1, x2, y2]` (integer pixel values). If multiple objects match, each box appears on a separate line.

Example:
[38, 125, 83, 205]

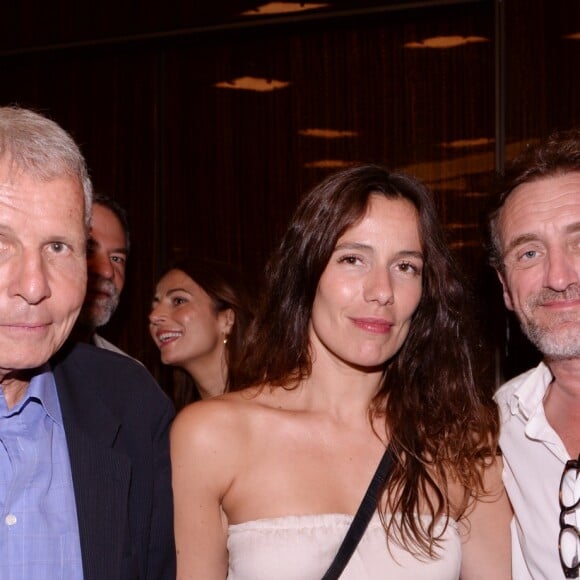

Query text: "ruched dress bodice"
[227, 512, 461, 579]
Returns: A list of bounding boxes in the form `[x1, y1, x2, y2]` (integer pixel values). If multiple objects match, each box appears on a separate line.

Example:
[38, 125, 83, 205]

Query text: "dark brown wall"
[2, 0, 579, 389]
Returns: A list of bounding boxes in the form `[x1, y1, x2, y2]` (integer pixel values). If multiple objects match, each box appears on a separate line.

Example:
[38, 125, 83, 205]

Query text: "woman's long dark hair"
[233, 164, 498, 555]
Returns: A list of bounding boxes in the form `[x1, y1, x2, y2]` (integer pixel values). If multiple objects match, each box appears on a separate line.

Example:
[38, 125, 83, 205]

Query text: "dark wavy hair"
[159, 257, 255, 409]
[488, 128, 580, 272]
[234, 164, 498, 555]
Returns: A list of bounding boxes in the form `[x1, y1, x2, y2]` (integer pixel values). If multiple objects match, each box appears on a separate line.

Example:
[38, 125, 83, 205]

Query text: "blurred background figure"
[73, 193, 130, 355]
[149, 257, 255, 408]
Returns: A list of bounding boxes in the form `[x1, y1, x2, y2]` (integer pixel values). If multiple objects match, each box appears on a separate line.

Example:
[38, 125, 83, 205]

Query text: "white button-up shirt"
[495, 362, 576, 580]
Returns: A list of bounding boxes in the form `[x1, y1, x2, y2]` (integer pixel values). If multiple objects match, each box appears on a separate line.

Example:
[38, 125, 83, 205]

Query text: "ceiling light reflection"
[405, 36, 488, 49]
[214, 76, 290, 92]
[299, 128, 359, 138]
[304, 160, 354, 168]
[242, 3, 329, 16]
[441, 137, 494, 149]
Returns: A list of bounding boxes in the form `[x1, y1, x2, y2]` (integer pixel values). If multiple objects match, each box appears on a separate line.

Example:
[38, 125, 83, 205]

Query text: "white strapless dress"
[227, 512, 461, 579]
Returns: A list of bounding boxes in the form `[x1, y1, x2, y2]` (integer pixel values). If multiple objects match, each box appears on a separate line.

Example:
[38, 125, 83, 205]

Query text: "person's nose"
[149, 304, 168, 326]
[88, 250, 114, 281]
[545, 247, 580, 292]
[8, 250, 51, 305]
[363, 266, 394, 305]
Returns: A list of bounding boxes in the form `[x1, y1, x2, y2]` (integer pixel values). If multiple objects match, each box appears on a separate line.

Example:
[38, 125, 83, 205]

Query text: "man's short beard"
[90, 297, 119, 328]
[523, 318, 580, 360]
[78, 278, 120, 331]
[520, 285, 580, 360]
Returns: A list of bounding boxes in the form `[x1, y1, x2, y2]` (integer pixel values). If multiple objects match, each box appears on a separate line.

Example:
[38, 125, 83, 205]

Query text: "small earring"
[223, 334, 229, 345]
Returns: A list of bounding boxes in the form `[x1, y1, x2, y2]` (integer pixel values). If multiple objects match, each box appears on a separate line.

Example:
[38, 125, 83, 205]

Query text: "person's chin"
[90, 307, 114, 329]
[161, 352, 175, 365]
[161, 350, 183, 368]
[528, 325, 580, 358]
[0, 334, 64, 369]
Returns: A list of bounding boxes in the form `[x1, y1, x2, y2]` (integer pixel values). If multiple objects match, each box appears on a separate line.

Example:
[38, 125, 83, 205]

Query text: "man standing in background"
[73, 194, 131, 355]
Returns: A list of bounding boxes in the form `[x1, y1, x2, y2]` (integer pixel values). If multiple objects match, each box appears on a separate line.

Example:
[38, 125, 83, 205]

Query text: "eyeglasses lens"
[562, 468, 580, 509]
[560, 462, 580, 578]
[560, 526, 580, 572]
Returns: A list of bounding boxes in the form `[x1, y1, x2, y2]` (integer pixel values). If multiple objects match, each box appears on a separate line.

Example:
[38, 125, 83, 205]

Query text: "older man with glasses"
[489, 130, 580, 579]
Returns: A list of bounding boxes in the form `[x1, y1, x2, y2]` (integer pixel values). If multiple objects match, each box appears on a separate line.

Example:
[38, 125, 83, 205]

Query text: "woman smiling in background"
[149, 258, 254, 407]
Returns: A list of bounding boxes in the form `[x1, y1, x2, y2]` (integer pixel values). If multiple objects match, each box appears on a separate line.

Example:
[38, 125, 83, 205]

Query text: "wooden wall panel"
[8, 1, 578, 389]
[158, 3, 495, 268]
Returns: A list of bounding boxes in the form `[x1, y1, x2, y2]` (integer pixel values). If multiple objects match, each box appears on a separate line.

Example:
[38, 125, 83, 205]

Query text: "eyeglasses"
[560, 457, 580, 578]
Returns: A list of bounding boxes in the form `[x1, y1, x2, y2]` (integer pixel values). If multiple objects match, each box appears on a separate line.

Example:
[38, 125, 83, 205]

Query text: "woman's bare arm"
[171, 400, 237, 580]
[459, 455, 513, 580]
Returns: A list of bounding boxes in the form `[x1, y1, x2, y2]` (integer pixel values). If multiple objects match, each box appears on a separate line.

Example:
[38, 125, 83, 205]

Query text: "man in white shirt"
[73, 194, 131, 356]
[489, 130, 580, 579]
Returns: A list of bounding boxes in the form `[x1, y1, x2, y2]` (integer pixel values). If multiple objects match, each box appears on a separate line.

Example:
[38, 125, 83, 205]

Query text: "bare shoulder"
[170, 390, 268, 578]
[471, 453, 506, 500]
[170, 387, 268, 455]
[480, 454, 505, 493]
[446, 453, 507, 523]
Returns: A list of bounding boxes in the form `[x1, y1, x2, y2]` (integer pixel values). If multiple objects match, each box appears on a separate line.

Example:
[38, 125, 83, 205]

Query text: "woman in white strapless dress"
[171, 165, 512, 580]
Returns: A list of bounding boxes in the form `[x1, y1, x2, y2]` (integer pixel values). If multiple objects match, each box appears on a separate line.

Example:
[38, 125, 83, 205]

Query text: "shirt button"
[5, 514, 17, 526]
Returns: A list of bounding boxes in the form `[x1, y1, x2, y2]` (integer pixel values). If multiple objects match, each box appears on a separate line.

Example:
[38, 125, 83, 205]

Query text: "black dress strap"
[321, 445, 395, 580]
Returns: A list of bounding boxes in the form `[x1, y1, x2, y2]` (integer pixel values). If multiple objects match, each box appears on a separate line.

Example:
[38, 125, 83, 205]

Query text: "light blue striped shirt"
[0, 365, 83, 579]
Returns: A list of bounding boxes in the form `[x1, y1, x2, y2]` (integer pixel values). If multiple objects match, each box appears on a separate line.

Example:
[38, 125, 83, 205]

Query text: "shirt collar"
[6, 365, 62, 425]
[509, 361, 553, 421]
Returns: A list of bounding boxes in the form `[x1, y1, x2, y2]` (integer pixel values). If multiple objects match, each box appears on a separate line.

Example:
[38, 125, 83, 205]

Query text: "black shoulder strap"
[321, 445, 395, 580]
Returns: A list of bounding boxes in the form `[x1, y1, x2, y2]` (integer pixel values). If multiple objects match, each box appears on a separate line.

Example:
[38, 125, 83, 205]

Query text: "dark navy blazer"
[51, 342, 176, 580]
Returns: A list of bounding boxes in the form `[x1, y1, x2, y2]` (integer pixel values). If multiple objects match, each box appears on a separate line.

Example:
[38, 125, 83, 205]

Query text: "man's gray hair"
[0, 106, 93, 225]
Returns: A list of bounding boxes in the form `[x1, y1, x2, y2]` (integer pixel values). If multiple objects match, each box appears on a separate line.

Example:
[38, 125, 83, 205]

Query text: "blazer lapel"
[52, 345, 132, 580]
